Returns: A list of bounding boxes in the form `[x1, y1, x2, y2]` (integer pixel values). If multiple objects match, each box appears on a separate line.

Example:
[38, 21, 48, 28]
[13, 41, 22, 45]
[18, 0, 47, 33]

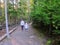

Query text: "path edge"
[0, 26, 17, 41]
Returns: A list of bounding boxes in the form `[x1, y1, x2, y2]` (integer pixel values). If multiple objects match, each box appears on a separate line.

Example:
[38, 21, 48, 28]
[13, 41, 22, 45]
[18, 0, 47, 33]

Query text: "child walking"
[24, 22, 29, 31]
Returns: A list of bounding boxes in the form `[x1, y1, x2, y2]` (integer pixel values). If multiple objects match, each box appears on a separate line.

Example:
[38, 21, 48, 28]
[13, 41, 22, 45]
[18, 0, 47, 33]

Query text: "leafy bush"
[31, 0, 60, 45]
[31, 0, 60, 35]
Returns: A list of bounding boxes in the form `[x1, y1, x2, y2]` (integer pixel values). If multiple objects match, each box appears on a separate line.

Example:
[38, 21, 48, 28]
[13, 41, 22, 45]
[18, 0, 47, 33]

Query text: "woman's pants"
[21, 26, 24, 30]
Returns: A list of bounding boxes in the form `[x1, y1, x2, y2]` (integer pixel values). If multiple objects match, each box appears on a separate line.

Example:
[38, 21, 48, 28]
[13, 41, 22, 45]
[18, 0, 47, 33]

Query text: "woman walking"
[20, 20, 25, 30]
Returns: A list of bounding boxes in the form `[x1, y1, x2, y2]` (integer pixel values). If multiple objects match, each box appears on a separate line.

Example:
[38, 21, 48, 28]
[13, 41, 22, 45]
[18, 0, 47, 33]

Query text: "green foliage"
[31, 0, 60, 45]
[0, 8, 5, 25]
[31, 0, 60, 34]
[54, 30, 60, 34]
[46, 39, 52, 45]
[17, 0, 28, 20]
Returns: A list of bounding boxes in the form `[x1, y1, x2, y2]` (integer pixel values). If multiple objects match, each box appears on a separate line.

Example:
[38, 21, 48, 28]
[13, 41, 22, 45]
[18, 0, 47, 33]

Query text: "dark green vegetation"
[31, 0, 60, 45]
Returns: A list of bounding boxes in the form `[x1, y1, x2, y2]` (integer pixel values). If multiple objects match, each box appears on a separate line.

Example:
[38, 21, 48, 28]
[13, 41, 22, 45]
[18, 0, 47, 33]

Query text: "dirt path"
[0, 25, 47, 45]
